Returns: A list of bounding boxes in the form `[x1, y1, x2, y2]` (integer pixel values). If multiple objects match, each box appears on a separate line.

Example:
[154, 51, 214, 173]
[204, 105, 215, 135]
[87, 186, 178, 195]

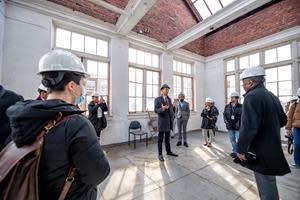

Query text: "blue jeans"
[228, 130, 239, 153]
[254, 172, 279, 200]
[294, 128, 300, 165]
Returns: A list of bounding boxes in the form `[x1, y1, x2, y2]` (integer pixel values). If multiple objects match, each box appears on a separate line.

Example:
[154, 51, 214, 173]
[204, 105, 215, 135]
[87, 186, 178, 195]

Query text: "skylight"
[192, 0, 236, 20]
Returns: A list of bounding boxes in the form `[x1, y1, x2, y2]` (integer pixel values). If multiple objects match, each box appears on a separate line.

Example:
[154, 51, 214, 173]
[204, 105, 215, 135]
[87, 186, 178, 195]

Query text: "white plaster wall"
[204, 58, 227, 132]
[2, 3, 52, 98]
[0, 0, 5, 83]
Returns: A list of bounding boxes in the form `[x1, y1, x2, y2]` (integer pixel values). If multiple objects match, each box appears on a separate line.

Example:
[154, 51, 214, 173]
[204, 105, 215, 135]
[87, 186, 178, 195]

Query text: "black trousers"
[158, 131, 171, 155]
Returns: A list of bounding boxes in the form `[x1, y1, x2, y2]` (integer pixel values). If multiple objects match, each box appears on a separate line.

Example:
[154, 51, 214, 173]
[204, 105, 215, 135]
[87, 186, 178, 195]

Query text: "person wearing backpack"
[4, 49, 110, 200]
[88, 92, 108, 139]
[286, 88, 300, 169]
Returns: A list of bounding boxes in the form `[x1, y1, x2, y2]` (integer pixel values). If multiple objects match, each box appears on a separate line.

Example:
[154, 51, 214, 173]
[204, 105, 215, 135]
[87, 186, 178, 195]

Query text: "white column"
[161, 51, 174, 98]
[292, 41, 299, 93]
[100, 36, 129, 145]
[0, 0, 5, 83]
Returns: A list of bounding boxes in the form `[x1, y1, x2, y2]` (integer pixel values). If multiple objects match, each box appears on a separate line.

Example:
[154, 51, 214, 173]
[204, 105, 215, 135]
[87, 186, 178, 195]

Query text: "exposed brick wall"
[105, 0, 129, 9]
[47, 0, 121, 24]
[132, 0, 199, 43]
[201, 0, 300, 56]
[182, 38, 205, 55]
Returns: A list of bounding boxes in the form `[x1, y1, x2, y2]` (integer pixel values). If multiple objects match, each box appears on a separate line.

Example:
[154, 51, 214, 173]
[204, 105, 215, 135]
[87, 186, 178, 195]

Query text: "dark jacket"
[201, 107, 218, 129]
[6, 99, 110, 200]
[155, 95, 174, 132]
[223, 103, 242, 130]
[237, 83, 290, 176]
[0, 85, 24, 151]
[88, 101, 108, 131]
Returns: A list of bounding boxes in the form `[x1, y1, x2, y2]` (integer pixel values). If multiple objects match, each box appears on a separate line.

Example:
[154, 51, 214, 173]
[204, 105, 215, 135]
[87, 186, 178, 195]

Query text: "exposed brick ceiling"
[47, 0, 300, 57]
[47, 0, 122, 24]
[132, 0, 200, 43]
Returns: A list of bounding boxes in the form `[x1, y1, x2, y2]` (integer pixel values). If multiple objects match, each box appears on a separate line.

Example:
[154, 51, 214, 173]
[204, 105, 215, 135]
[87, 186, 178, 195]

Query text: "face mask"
[180, 99, 184, 102]
[74, 86, 86, 105]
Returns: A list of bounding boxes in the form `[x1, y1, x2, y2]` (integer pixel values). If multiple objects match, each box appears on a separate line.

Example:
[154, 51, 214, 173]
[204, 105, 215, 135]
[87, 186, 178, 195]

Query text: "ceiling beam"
[89, 0, 129, 16]
[116, 0, 157, 35]
[167, 0, 272, 50]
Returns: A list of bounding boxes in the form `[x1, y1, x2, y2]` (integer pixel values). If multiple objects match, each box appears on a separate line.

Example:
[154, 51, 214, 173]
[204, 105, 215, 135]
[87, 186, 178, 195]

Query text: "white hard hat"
[240, 66, 265, 80]
[230, 91, 239, 98]
[38, 49, 88, 75]
[291, 96, 298, 101]
[38, 84, 48, 92]
[92, 92, 100, 97]
[205, 97, 214, 103]
[297, 88, 300, 96]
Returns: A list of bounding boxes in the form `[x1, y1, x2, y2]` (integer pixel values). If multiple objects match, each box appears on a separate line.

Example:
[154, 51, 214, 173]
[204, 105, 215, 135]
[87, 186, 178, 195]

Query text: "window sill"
[128, 112, 156, 119]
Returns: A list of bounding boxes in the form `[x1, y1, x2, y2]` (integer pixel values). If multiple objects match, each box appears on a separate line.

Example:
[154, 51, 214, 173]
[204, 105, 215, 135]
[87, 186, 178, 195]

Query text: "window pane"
[226, 75, 235, 87]
[173, 60, 177, 71]
[56, 28, 71, 49]
[206, 0, 222, 14]
[187, 64, 192, 74]
[98, 79, 108, 95]
[194, 0, 211, 19]
[278, 65, 291, 81]
[265, 68, 277, 83]
[146, 98, 154, 111]
[129, 98, 136, 112]
[71, 32, 84, 52]
[129, 67, 136, 82]
[136, 69, 143, 83]
[249, 53, 259, 67]
[129, 82, 136, 96]
[97, 39, 108, 57]
[277, 45, 291, 62]
[145, 52, 152, 66]
[147, 85, 153, 97]
[153, 85, 158, 97]
[86, 79, 96, 92]
[136, 98, 143, 112]
[129, 48, 137, 63]
[136, 84, 143, 97]
[98, 63, 107, 80]
[182, 63, 187, 74]
[266, 82, 277, 95]
[153, 72, 159, 84]
[226, 60, 235, 72]
[265, 48, 277, 64]
[147, 71, 153, 84]
[85, 36, 97, 55]
[279, 81, 292, 96]
[87, 60, 98, 78]
[137, 50, 144, 65]
[152, 54, 159, 68]
[177, 62, 182, 73]
[239, 56, 249, 69]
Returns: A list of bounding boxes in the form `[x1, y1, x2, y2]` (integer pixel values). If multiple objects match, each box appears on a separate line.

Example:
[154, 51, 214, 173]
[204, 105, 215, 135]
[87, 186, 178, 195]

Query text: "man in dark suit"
[155, 84, 178, 162]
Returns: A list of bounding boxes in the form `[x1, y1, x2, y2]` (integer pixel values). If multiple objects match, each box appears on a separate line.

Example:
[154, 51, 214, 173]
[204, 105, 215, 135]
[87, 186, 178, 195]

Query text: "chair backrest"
[129, 121, 142, 130]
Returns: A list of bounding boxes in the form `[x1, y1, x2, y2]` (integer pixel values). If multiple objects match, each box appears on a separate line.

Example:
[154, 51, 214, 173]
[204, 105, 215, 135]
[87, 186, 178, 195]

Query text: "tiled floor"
[98, 131, 300, 200]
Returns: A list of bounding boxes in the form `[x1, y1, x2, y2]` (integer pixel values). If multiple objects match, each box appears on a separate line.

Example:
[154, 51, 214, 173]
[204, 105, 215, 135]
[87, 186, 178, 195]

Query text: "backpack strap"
[58, 166, 77, 200]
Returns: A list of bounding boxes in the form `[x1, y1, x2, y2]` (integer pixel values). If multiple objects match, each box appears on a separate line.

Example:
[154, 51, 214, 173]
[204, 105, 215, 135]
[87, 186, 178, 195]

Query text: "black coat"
[201, 107, 218, 129]
[6, 100, 110, 200]
[223, 103, 242, 130]
[237, 83, 290, 176]
[88, 101, 108, 131]
[154, 96, 174, 132]
[0, 85, 24, 151]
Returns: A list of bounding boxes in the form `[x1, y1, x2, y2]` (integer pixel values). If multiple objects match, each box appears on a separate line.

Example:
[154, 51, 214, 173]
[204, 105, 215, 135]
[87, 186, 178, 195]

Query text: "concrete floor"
[98, 131, 300, 200]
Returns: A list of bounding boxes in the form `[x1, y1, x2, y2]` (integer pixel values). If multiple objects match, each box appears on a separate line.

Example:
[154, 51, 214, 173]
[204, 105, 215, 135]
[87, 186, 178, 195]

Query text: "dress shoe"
[230, 153, 237, 158]
[176, 141, 182, 146]
[159, 155, 165, 162]
[184, 142, 189, 147]
[167, 152, 178, 157]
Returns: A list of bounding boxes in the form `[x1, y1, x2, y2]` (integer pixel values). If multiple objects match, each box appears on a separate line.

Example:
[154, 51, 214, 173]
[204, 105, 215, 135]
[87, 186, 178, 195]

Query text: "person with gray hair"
[237, 66, 290, 200]
[175, 92, 190, 147]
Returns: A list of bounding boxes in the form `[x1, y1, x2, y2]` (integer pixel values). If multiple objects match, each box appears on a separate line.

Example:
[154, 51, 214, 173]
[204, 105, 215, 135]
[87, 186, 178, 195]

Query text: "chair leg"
[146, 134, 148, 146]
[128, 134, 130, 146]
[134, 135, 136, 149]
